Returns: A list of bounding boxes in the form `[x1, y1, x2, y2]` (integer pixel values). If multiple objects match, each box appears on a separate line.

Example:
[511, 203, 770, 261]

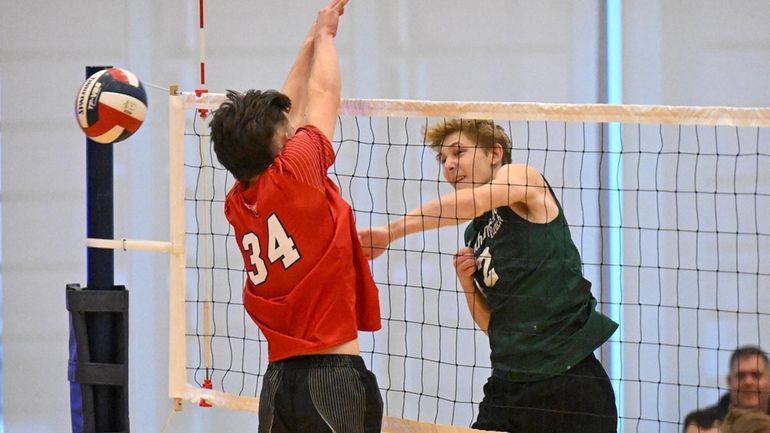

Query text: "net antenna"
[195, 0, 209, 118]
[192, 0, 214, 405]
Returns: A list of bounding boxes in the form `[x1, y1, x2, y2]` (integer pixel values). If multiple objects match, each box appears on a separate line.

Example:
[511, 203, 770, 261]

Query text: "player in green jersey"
[358, 119, 619, 433]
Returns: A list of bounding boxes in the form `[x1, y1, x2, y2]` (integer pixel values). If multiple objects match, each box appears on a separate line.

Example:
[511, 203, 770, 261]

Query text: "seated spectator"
[683, 346, 770, 433]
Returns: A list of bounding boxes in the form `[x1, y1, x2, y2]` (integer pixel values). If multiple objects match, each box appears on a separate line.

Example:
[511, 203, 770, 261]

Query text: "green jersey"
[464, 187, 618, 382]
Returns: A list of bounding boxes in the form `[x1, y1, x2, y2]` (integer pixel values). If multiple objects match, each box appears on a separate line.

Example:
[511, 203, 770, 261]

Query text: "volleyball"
[75, 67, 148, 144]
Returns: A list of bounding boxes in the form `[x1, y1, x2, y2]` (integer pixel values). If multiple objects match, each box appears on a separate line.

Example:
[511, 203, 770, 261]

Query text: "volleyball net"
[164, 92, 770, 432]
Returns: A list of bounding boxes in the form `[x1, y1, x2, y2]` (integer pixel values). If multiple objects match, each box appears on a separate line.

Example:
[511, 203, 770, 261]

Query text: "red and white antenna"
[196, 0, 209, 118]
[196, 0, 213, 408]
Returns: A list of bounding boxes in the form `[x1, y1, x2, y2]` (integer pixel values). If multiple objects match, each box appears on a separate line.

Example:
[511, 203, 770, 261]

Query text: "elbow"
[478, 319, 490, 335]
[304, 87, 340, 137]
[307, 82, 340, 108]
[476, 321, 489, 335]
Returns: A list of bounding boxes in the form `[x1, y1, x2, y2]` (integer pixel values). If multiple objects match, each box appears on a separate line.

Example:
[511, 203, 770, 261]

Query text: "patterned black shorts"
[258, 354, 383, 433]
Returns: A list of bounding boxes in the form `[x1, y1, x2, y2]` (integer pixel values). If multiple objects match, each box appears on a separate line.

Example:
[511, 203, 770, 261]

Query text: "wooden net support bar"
[167, 90, 188, 410]
[182, 92, 770, 127]
[338, 99, 770, 127]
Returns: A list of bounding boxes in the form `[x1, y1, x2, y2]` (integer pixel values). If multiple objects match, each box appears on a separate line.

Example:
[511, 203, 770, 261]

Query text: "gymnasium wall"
[1, 0, 768, 432]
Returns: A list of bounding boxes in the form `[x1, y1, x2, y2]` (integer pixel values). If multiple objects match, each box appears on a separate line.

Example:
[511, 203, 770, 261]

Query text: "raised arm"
[358, 163, 554, 259]
[304, 0, 348, 139]
[281, 22, 316, 128]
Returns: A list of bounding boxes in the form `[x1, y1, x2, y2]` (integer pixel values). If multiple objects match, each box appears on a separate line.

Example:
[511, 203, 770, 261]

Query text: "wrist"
[314, 28, 336, 40]
[387, 220, 404, 241]
[460, 276, 476, 292]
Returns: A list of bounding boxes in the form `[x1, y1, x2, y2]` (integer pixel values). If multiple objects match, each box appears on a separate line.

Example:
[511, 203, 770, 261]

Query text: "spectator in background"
[683, 346, 770, 433]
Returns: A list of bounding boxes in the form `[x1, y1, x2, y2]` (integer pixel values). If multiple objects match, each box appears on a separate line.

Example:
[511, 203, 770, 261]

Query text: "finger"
[455, 253, 473, 265]
[461, 260, 475, 272]
[330, 0, 347, 14]
[454, 255, 472, 271]
[457, 266, 474, 278]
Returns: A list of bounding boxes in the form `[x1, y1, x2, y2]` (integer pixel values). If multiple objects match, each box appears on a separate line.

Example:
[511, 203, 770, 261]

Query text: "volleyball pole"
[66, 65, 130, 433]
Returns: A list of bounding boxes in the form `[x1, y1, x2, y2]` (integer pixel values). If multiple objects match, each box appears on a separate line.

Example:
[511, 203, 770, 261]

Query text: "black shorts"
[258, 354, 383, 433]
[473, 353, 617, 433]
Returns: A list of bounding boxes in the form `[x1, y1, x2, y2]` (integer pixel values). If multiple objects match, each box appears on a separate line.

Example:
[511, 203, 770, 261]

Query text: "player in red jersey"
[209, 1, 383, 432]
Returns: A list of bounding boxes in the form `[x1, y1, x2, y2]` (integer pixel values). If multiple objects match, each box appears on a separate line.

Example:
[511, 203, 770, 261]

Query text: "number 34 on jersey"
[239, 213, 301, 285]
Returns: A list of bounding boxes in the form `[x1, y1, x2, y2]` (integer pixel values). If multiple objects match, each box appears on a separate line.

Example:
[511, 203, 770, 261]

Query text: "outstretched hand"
[330, 0, 348, 15]
[357, 226, 390, 260]
[317, 0, 349, 37]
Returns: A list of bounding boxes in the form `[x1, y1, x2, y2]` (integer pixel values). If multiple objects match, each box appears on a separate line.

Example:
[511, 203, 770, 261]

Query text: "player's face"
[728, 355, 770, 410]
[437, 131, 499, 190]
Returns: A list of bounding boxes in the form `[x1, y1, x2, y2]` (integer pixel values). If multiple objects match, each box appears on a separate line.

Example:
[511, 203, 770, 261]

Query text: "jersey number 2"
[241, 214, 300, 285]
[476, 246, 499, 287]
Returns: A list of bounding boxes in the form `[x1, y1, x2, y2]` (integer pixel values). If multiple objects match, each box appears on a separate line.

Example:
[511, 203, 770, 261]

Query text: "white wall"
[625, 0, 770, 107]
[1, 1, 769, 432]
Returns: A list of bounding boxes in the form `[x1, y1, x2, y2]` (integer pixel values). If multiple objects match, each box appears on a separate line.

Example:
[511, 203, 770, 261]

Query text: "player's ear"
[270, 129, 288, 156]
[491, 143, 504, 166]
[271, 121, 293, 154]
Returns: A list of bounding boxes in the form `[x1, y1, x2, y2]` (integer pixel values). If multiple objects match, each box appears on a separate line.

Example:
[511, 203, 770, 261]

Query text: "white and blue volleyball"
[75, 67, 148, 144]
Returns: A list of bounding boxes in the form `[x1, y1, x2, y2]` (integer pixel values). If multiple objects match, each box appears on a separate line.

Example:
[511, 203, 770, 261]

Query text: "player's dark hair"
[683, 409, 719, 433]
[210, 89, 292, 183]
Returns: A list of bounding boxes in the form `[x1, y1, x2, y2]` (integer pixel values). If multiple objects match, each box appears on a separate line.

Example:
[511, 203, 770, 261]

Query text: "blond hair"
[721, 407, 770, 433]
[424, 119, 512, 164]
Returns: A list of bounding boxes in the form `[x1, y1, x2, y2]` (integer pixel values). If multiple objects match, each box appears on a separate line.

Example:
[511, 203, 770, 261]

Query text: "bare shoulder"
[495, 164, 559, 222]
[493, 163, 546, 187]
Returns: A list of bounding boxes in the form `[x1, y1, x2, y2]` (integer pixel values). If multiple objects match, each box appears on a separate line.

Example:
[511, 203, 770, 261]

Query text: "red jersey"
[224, 125, 381, 362]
